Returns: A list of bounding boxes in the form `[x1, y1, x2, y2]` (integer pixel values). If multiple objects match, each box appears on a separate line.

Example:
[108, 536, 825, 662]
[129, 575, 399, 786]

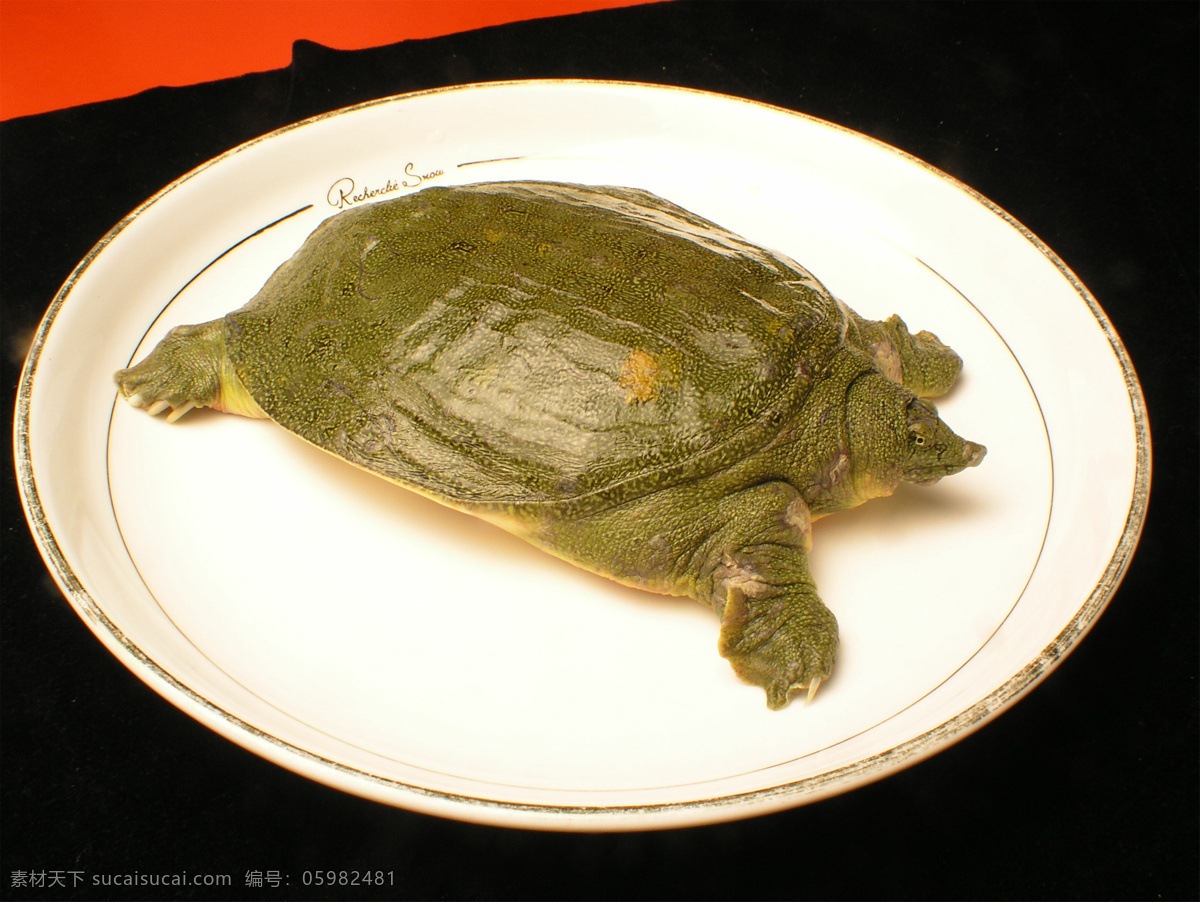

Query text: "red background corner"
[0, 0, 662, 121]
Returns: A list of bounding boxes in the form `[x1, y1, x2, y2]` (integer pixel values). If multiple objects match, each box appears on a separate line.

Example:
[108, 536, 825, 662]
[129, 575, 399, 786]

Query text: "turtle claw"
[136, 397, 196, 422]
[165, 401, 195, 423]
[805, 676, 822, 705]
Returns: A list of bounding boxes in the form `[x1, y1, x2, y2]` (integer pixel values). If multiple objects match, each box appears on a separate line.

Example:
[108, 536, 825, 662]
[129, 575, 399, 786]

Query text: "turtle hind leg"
[114, 319, 265, 422]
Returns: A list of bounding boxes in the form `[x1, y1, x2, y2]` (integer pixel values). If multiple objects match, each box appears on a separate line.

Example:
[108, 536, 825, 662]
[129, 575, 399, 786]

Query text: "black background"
[2, 3, 1197, 900]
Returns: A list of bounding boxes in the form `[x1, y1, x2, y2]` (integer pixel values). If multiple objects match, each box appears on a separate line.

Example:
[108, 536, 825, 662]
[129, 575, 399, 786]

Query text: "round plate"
[13, 80, 1149, 830]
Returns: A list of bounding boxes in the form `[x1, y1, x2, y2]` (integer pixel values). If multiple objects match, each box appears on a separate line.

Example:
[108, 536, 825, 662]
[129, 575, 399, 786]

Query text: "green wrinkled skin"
[115, 181, 985, 709]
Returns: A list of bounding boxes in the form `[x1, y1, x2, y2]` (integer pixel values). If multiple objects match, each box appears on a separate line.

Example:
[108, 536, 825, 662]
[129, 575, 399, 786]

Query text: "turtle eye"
[908, 421, 934, 448]
[905, 397, 938, 449]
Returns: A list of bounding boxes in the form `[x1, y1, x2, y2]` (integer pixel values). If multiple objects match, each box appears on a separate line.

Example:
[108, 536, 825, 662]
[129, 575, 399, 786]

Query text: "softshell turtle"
[115, 181, 985, 708]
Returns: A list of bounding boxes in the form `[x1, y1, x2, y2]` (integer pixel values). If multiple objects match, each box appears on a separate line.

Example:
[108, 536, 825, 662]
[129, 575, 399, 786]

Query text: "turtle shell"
[224, 182, 848, 506]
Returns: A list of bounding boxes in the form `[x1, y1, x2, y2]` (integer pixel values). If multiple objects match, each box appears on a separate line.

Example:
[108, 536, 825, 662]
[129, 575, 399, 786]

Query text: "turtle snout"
[962, 440, 987, 468]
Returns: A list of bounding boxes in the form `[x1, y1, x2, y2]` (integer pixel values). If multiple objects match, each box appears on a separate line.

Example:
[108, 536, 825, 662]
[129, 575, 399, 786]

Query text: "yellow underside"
[215, 360, 268, 419]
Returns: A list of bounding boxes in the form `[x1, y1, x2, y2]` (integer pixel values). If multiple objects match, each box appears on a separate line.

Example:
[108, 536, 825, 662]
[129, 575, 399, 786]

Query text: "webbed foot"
[115, 319, 264, 421]
[896, 319, 963, 398]
[520, 479, 839, 710]
[718, 583, 838, 709]
[849, 312, 963, 398]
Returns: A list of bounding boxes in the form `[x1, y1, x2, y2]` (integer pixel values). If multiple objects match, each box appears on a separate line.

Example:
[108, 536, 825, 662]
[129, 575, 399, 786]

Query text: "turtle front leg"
[525, 480, 837, 709]
[845, 311, 963, 398]
[702, 482, 837, 709]
[115, 319, 265, 422]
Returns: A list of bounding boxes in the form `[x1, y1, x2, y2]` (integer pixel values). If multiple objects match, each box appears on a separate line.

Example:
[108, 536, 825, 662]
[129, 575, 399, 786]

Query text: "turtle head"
[900, 396, 987, 486]
[845, 374, 985, 502]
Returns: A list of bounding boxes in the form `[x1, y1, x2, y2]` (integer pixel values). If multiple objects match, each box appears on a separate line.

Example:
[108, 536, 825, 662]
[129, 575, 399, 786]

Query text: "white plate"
[14, 80, 1149, 830]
